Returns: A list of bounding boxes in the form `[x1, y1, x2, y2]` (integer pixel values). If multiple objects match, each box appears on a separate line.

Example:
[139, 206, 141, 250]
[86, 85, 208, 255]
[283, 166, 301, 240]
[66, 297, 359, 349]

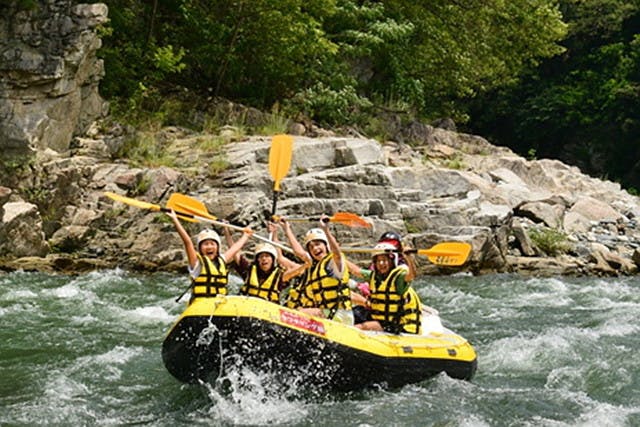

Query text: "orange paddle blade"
[330, 212, 371, 228]
[268, 134, 293, 192]
[284, 212, 371, 228]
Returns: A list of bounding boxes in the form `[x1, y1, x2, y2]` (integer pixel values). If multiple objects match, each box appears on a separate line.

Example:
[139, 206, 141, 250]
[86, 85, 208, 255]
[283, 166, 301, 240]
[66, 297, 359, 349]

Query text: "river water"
[1, 270, 638, 426]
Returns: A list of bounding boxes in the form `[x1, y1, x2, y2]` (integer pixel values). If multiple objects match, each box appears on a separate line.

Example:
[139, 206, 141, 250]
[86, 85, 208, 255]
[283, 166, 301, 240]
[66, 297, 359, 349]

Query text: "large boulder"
[0, 201, 49, 256]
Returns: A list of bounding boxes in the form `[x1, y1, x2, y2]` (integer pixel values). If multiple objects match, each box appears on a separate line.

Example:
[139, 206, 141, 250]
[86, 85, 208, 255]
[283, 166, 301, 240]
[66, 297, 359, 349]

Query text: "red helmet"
[378, 231, 402, 251]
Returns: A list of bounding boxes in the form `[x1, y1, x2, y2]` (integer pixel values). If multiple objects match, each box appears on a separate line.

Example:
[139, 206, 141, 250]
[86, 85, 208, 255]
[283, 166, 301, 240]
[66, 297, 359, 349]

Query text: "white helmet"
[373, 242, 398, 266]
[374, 242, 396, 252]
[254, 243, 277, 259]
[304, 228, 328, 247]
[196, 229, 221, 248]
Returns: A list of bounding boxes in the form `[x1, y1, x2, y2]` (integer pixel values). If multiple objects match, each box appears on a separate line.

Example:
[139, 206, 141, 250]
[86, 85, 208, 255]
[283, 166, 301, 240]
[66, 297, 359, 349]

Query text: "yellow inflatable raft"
[162, 296, 477, 391]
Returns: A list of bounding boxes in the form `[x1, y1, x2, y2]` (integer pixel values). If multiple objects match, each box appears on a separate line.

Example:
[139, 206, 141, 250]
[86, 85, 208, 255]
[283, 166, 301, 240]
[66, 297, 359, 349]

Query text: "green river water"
[1, 270, 639, 426]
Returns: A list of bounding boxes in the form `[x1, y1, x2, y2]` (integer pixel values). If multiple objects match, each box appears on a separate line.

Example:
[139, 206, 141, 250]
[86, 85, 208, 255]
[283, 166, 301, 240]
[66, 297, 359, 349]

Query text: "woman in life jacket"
[237, 243, 285, 303]
[347, 230, 407, 324]
[377, 231, 407, 265]
[354, 242, 422, 334]
[274, 215, 353, 323]
[167, 209, 252, 302]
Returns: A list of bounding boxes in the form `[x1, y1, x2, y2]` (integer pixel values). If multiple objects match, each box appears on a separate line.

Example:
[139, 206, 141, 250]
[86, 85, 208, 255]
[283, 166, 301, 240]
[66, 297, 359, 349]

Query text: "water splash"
[202, 365, 309, 425]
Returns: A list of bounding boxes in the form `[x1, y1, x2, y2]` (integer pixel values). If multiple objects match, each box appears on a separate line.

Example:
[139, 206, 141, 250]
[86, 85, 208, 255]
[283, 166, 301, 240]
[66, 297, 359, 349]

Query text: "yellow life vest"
[399, 287, 422, 335]
[191, 254, 228, 299]
[368, 266, 421, 334]
[302, 253, 352, 318]
[240, 264, 282, 303]
[285, 275, 315, 309]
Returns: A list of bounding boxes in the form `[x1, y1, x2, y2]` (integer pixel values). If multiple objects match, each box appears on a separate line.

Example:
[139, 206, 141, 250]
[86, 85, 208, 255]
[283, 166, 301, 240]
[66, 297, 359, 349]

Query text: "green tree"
[99, 0, 569, 127]
[466, 0, 640, 189]
[369, 0, 567, 118]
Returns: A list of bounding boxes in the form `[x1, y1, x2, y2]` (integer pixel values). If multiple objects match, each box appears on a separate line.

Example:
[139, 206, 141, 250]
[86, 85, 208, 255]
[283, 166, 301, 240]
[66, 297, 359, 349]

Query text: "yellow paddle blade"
[104, 192, 161, 211]
[166, 194, 217, 220]
[342, 241, 472, 266]
[173, 201, 218, 220]
[417, 242, 472, 266]
[104, 191, 197, 222]
[268, 134, 293, 192]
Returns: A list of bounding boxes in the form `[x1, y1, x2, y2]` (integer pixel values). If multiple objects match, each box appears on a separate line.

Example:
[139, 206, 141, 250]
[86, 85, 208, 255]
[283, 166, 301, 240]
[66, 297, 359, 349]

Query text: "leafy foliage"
[99, 0, 567, 127]
[466, 0, 640, 190]
[528, 227, 572, 256]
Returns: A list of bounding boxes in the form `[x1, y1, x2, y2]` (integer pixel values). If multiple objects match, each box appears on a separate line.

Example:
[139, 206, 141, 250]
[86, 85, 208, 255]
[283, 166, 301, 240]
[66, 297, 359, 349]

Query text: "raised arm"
[280, 218, 309, 262]
[319, 214, 343, 272]
[403, 248, 417, 282]
[223, 227, 252, 262]
[167, 209, 198, 269]
[346, 259, 365, 278]
[267, 221, 300, 270]
[222, 223, 242, 265]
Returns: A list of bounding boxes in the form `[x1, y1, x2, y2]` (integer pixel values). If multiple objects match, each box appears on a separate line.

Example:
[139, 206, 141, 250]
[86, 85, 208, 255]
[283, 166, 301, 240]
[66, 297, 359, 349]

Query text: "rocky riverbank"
[2, 0, 639, 277]
[1, 122, 639, 277]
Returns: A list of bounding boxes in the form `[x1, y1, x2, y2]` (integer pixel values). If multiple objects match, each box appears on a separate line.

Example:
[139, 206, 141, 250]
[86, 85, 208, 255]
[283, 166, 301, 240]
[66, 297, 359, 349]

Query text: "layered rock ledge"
[1, 125, 639, 277]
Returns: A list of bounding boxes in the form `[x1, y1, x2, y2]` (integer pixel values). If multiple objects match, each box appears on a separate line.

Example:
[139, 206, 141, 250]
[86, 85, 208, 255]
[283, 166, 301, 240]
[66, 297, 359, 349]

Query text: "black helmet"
[379, 231, 402, 243]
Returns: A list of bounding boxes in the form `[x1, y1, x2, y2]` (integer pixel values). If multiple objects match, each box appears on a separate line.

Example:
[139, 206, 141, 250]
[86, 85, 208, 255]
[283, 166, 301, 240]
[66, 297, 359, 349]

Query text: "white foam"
[124, 305, 174, 324]
[70, 314, 97, 325]
[74, 345, 144, 382]
[46, 283, 96, 302]
[545, 365, 586, 391]
[481, 327, 582, 373]
[2, 289, 38, 300]
[528, 402, 636, 427]
[89, 345, 142, 366]
[596, 318, 640, 337]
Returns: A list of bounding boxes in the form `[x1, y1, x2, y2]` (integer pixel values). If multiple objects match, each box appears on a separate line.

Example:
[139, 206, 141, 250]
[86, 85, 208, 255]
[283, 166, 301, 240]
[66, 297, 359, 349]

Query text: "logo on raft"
[279, 309, 327, 335]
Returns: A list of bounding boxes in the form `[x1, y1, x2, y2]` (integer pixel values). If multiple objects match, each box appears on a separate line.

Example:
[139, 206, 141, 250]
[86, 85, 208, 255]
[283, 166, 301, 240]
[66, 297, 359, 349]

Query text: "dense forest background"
[98, 0, 640, 190]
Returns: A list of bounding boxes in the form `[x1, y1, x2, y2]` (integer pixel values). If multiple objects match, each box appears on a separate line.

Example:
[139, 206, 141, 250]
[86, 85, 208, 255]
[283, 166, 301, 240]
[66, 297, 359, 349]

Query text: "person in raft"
[167, 209, 252, 302]
[376, 230, 407, 265]
[351, 241, 422, 334]
[347, 230, 408, 323]
[226, 229, 286, 303]
[275, 216, 353, 323]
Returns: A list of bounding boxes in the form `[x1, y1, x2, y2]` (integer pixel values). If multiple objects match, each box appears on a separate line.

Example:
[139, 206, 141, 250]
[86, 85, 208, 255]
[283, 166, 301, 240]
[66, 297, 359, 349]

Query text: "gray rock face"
[0, 201, 49, 256]
[0, 1, 108, 156]
[1, 127, 640, 277]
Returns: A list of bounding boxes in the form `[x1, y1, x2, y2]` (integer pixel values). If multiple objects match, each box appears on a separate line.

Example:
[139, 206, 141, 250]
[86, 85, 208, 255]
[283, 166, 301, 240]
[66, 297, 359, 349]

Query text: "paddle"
[166, 193, 216, 220]
[279, 212, 372, 228]
[165, 194, 295, 254]
[342, 242, 472, 266]
[268, 134, 293, 218]
[104, 192, 198, 222]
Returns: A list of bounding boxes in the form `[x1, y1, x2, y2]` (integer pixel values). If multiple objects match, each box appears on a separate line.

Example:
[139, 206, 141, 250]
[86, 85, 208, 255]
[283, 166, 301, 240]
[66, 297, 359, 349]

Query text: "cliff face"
[0, 0, 108, 155]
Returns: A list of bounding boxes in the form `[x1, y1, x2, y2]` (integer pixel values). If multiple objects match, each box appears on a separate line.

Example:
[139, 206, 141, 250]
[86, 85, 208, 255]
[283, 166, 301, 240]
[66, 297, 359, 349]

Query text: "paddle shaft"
[186, 212, 294, 254]
[271, 192, 280, 219]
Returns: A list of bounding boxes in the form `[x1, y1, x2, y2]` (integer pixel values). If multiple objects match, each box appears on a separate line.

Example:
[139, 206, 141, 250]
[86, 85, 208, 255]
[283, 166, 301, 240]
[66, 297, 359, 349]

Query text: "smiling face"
[256, 252, 274, 272]
[373, 254, 392, 276]
[199, 239, 219, 260]
[306, 240, 328, 261]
